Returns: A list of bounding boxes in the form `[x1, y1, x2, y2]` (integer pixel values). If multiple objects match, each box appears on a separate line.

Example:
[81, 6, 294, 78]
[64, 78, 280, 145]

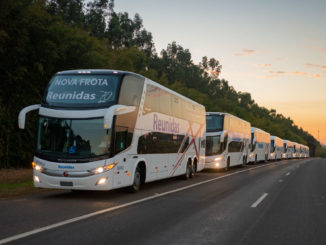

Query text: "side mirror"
[220, 132, 225, 142]
[104, 105, 135, 129]
[18, 104, 41, 129]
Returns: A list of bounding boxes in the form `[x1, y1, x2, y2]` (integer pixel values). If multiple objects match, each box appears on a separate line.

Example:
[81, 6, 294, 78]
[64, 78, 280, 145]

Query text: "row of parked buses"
[18, 70, 309, 192]
[205, 112, 309, 171]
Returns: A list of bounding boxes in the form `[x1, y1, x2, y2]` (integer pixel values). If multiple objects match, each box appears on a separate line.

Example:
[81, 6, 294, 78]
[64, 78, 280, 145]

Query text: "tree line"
[0, 0, 324, 168]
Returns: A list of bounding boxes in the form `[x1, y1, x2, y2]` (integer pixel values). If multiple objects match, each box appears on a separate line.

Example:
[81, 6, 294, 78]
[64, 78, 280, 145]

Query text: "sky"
[115, 0, 326, 144]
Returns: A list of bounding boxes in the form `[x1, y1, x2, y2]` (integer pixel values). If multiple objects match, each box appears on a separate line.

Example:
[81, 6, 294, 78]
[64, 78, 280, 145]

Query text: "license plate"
[60, 181, 73, 187]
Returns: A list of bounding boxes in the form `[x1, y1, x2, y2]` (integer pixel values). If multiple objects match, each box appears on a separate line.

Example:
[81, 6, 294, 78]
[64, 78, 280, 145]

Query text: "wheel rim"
[133, 171, 141, 189]
[186, 164, 191, 177]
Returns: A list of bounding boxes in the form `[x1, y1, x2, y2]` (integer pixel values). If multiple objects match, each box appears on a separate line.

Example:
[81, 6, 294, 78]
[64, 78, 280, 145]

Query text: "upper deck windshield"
[206, 115, 224, 132]
[36, 117, 112, 162]
[43, 74, 120, 108]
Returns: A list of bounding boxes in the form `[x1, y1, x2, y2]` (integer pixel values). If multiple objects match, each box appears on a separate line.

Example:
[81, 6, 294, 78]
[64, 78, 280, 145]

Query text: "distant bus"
[304, 145, 310, 158]
[270, 136, 283, 160]
[248, 127, 270, 163]
[293, 142, 300, 158]
[205, 112, 251, 170]
[298, 144, 304, 158]
[19, 70, 206, 192]
[283, 140, 294, 159]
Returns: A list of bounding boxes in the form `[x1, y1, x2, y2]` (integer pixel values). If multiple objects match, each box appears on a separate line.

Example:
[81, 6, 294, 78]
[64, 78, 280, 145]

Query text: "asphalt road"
[1, 158, 325, 245]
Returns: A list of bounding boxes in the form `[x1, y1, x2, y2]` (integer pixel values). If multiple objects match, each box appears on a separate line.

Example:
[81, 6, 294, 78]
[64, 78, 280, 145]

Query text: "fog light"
[215, 163, 220, 167]
[96, 177, 107, 185]
[34, 175, 40, 183]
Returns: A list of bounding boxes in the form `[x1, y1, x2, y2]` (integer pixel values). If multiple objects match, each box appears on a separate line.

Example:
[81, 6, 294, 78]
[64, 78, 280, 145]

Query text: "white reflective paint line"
[0, 162, 279, 245]
[251, 193, 268, 208]
[286, 172, 291, 176]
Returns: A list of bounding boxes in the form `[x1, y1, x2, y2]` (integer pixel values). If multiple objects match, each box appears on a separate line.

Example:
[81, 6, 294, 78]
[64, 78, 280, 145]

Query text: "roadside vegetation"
[0, 168, 38, 198]
[0, 0, 325, 169]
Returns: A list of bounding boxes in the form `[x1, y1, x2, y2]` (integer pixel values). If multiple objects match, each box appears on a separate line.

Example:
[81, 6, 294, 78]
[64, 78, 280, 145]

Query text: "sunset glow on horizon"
[115, 0, 326, 144]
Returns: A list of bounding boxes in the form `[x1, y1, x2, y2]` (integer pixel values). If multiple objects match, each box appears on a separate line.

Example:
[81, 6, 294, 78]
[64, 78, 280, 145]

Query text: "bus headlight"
[32, 162, 43, 172]
[215, 157, 222, 161]
[91, 163, 117, 174]
[96, 177, 107, 185]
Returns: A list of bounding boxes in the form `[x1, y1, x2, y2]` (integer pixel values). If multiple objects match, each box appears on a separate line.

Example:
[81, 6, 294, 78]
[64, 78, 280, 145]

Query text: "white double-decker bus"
[270, 136, 283, 160]
[283, 140, 294, 159]
[205, 112, 250, 170]
[248, 127, 270, 163]
[19, 70, 206, 191]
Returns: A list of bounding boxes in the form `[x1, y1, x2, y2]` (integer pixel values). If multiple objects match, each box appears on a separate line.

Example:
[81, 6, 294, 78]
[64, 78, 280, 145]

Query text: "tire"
[190, 161, 195, 178]
[254, 155, 257, 165]
[184, 160, 192, 179]
[241, 156, 246, 168]
[129, 166, 142, 192]
[225, 157, 230, 171]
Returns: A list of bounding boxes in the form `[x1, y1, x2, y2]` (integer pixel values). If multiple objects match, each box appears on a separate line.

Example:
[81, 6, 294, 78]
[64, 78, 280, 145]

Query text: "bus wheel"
[129, 166, 142, 192]
[190, 159, 196, 178]
[184, 160, 192, 179]
[225, 157, 230, 171]
[241, 156, 246, 168]
[254, 155, 257, 164]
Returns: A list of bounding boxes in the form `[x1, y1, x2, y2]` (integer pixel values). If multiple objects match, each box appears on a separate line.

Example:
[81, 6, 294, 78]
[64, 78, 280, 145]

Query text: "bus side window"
[114, 126, 130, 154]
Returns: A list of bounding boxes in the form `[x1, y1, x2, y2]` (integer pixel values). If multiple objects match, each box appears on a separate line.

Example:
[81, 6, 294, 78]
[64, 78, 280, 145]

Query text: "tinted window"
[44, 74, 120, 108]
[206, 115, 224, 132]
[137, 132, 187, 154]
[114, 75, 145, 153]
[143, 84, 205, 124]
[206, 135, 224, 156]
[270, 140, 275, 152]
[37, 117, 112, 162]
[228, 141, 243, 153]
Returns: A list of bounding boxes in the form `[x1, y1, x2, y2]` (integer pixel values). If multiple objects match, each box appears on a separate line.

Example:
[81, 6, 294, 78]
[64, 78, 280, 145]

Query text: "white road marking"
[0, 162, 281, 244]
[251, 193, 268, 208]
[279, 179, 284, 182]
[286, 172, 291, 176]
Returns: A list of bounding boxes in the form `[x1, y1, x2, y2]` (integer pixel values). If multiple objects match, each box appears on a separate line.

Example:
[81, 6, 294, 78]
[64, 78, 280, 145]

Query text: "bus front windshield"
[206, 135, 223, 156]
[270, 140, 275, 153]
[37, 117, 112, 162]
[206, 115, 224, 132]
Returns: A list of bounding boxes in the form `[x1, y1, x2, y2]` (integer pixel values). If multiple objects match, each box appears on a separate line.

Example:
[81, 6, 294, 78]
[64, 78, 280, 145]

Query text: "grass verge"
[0, 168, 48, 199]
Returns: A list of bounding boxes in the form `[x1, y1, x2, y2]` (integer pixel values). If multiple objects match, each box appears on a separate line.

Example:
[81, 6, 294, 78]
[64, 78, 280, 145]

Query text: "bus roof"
[55, 69, 205, 109]
[206, 112, 250, 124]
[251, 127, 270, 135]
[56, 69, 144, 78]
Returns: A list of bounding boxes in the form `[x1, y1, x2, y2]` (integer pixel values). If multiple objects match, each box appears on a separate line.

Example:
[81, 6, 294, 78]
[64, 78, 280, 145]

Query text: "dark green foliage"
[0, 0, 323, 168]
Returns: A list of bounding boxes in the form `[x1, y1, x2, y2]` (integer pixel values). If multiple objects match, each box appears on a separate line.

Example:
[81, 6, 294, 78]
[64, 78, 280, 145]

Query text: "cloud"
[254, 63, 271, 68]
[248, 73, 276, 79]
[292, 71, 326, 79]
[234, 49, 256, 56]
[305, 63, 326, 69]
[293, 71, 308, 76]
[268, 70, 286, 74]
